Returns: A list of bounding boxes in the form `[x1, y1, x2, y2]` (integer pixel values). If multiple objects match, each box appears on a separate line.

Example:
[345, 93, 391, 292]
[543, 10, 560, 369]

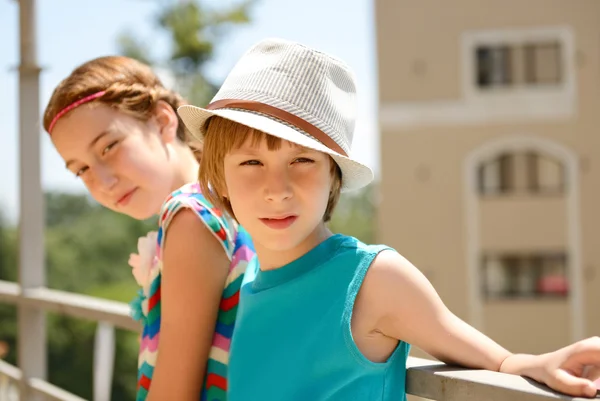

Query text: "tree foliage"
[117, 0, 254, 106]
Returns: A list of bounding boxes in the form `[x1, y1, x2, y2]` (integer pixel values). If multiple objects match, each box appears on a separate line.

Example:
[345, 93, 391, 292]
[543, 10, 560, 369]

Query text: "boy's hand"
[501, 337, 600, 398]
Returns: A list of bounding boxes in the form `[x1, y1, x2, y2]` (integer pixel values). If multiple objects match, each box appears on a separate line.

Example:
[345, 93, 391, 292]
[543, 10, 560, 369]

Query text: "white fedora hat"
[177, 38, 373, 192]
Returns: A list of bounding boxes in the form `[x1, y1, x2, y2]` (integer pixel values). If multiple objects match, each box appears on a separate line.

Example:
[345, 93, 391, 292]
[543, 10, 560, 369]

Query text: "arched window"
[478, 151, 565, 195]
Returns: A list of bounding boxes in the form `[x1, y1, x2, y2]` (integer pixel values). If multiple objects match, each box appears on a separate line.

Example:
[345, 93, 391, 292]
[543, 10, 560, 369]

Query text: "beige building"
[375, 0, 599, 357]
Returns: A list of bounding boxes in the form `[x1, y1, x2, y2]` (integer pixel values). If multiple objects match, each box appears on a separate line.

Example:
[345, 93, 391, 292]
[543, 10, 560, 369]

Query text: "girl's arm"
[147, 209, 230, 401]
[362, 250, 600, 398]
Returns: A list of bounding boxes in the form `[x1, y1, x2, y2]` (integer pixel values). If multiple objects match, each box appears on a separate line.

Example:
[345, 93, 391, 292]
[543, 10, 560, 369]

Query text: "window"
[527, 151, 565, 192]
[475, 41, 562, 90]
[476, 45, 513, 88]
[524, 42, 562, 84]
[478, 151, 565, 195]
[482, 252, 568, 299]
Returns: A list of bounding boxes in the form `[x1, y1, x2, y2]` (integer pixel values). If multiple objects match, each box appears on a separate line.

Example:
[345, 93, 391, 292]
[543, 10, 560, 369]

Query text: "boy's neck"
[256, 224, 333, 271]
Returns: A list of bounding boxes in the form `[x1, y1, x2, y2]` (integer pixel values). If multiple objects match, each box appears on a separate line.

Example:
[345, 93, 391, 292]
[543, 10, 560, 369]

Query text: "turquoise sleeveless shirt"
[229, 234, 410, 400]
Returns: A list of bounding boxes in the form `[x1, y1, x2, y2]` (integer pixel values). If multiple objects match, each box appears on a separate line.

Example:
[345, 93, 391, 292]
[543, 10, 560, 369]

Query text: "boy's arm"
[362, 250, 599, 398]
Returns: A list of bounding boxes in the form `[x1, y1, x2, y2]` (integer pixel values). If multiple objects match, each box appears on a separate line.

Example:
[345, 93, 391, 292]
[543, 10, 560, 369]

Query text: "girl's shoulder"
[158, 182, 237, 259]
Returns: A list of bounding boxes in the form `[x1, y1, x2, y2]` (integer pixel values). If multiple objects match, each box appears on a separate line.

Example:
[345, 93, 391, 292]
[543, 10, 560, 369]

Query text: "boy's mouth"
[259, 215, 298, 230]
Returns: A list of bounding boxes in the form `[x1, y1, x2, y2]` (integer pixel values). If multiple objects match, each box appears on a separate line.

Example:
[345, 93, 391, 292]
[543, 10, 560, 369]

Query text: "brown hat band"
[206, 99, 348, 157]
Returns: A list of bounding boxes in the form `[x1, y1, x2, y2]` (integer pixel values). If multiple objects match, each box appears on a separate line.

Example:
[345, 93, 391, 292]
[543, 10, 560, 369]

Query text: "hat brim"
[177, 104, 373, 192]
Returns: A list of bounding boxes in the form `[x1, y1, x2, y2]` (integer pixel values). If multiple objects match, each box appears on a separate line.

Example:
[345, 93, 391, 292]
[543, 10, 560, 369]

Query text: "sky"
[0, 0, 380, 223]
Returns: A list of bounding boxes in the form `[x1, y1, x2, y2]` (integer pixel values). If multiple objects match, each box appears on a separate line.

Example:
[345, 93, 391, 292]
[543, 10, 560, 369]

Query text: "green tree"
[118, 0, 255, 106]
[0, 211, 17, 282]
[0, 195, 150, 400]
[328, 183, 378, 244]
[46, 192, 95, 228]
[44, 192, 155, 292]
[43, 192, 154, 399]
[0, 212, 17, 366]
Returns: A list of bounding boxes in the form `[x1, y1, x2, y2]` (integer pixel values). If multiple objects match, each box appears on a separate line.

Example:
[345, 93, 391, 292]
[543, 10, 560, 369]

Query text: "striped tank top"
[129, 182, 255, 401]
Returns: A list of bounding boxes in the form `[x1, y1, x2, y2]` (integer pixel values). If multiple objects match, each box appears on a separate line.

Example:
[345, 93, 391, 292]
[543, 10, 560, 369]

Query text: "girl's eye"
[75, 166, 89, 177]
[102, 141, 118, 156]
[241, 160, 261, 166]
[294, 157, 314, 164]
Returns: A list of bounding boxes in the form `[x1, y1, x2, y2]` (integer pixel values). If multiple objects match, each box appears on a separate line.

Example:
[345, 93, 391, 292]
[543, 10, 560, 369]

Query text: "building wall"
[374, 0, 600, 360]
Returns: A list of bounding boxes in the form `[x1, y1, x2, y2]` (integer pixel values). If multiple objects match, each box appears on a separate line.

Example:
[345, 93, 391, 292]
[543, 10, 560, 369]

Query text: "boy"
[178, 38, 600, 400]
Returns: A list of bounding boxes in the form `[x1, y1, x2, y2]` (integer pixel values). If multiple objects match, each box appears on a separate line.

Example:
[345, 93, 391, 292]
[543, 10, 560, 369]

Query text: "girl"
[179, 38, 600, 400]
[43, 56, 255, 401]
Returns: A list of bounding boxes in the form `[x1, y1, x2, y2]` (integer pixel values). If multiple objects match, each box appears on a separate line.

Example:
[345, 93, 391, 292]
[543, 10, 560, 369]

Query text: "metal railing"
[0, 279, 595, 401]
[0, 280, 138, 401]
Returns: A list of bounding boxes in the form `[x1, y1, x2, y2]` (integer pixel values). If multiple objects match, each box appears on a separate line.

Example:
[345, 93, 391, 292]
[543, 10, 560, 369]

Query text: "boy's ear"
[154, 100, 178, 143]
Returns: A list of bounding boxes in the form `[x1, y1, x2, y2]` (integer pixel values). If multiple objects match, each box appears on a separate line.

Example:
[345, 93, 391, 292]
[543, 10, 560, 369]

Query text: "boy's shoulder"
[333, 234, 397, 258]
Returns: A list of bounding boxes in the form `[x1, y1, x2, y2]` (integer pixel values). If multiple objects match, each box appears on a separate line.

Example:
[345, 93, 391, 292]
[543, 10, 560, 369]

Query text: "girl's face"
[223, 135, 333, 266]
[51, 103, 181, 220]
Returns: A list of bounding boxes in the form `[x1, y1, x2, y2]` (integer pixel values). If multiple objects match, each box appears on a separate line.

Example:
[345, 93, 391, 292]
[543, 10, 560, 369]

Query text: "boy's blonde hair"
[199, 116, 342, 222]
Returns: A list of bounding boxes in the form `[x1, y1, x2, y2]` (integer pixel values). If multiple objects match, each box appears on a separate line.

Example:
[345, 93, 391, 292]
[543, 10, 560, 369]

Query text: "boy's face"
[223, 135, 333, 255]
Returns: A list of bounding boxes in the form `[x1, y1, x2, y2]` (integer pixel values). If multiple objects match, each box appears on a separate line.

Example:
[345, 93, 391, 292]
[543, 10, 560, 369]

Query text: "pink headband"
[48, 91, 106, 134]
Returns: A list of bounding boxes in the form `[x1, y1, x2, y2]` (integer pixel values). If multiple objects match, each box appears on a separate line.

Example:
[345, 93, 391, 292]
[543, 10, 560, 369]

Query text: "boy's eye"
[241, 160, 261, 166]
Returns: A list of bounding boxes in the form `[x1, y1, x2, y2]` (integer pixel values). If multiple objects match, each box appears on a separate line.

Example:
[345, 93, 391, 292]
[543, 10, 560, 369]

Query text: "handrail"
[406, 357, 592, 401]
[2, 352, 594, 400]
[0, 359, 86, 401]
[0, 280, 139, 332]
[1, 280, 595, 401]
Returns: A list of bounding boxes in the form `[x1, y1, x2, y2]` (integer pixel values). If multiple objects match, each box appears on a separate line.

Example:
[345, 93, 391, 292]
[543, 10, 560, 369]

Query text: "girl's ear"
[154, 100, 178, 143]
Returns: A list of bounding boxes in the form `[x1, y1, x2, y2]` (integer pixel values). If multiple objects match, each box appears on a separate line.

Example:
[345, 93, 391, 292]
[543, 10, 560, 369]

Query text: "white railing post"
[0, 373, 18, 401]
[93, 322, 116, 401]
[17, 0, 46, 400]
